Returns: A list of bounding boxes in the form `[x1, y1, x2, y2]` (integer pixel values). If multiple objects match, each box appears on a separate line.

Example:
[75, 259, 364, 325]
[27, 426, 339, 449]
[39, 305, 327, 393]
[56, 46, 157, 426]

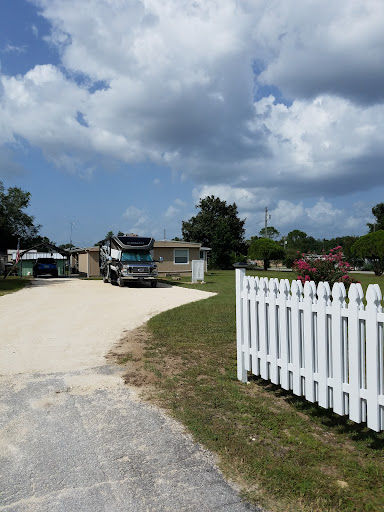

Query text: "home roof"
[153, 240, 201, 248]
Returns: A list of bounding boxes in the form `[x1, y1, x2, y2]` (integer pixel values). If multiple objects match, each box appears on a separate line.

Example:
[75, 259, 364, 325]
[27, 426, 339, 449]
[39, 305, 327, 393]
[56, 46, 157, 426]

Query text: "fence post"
[236, 268, 247, 383]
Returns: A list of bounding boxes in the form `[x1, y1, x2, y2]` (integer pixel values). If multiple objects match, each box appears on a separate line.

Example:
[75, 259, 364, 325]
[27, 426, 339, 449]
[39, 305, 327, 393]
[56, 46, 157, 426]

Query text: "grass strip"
[0, 276, 30, 296]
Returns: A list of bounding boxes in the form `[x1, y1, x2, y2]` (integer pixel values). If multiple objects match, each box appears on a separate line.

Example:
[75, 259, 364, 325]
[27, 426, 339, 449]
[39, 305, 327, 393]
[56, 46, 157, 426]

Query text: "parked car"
[33, 258, 58, 278]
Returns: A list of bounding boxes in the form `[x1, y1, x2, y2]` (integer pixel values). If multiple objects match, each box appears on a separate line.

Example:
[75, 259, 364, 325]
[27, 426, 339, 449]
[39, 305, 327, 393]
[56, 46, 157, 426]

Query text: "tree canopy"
[367, 203, 384, 233]
[248, 237, 285, 270]
[259, 226, 280, 240]
[351, 230, 384, 275]
[0, 181, 40, 250]
[182, 195, 246, 268]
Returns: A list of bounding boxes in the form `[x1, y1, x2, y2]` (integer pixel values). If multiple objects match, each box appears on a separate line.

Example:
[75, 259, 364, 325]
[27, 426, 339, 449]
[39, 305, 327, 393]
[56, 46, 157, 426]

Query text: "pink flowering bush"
[293, 246, 357, 288]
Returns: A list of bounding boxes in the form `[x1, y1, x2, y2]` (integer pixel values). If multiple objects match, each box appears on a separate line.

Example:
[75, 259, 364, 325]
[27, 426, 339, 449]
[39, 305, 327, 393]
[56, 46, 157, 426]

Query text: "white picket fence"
[235, 269, 384, 432]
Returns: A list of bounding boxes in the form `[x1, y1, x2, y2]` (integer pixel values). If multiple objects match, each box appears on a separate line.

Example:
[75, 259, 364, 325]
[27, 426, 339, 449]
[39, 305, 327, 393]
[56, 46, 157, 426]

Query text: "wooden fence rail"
[235, 269, 384, 431]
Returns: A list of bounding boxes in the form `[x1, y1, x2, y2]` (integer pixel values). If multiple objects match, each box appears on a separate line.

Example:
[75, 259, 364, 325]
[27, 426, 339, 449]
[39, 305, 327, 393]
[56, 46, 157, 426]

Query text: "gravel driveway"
[0, 278, 257, 511]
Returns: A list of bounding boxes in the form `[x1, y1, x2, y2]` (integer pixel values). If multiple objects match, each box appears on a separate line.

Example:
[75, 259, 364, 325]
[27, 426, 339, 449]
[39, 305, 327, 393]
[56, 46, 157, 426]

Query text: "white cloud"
[164, 205, 178, 218]
[2, 44, 26, 54]
[31, 24, 39, 38]
[256, 0, 384, 104]
[122, 205, 149, 234]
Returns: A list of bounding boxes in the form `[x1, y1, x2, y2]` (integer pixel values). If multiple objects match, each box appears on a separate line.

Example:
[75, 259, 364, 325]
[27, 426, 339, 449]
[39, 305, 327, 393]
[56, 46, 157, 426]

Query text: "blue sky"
[1, 0, 383, 246]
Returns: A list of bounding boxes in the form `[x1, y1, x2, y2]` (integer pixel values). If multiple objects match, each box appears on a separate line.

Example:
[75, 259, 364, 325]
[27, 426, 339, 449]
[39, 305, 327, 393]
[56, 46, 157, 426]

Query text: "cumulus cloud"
[0, 0, 383, 234]
[122, 205, 149, 233]
[256, 0, 384, 105]
[164, 198, 188, 218]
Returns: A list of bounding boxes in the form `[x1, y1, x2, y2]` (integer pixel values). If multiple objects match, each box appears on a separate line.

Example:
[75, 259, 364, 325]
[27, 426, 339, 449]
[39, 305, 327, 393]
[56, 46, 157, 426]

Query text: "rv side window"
[174, 249, 188, 264]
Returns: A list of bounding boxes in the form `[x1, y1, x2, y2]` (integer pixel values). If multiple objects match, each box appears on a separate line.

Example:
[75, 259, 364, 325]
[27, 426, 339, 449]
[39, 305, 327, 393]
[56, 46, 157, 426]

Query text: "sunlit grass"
[143, 270, 384, 512]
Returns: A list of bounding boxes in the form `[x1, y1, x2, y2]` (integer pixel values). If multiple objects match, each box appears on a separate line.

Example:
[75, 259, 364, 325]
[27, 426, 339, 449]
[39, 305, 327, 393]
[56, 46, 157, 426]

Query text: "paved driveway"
[0, 279, 257, 511]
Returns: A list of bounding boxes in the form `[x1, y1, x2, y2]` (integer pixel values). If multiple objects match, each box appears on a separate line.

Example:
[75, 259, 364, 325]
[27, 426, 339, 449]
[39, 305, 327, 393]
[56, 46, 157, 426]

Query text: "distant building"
[70, 241, 210, 278]
[153, 240, 210, 275]
[7, 249, 68, 276]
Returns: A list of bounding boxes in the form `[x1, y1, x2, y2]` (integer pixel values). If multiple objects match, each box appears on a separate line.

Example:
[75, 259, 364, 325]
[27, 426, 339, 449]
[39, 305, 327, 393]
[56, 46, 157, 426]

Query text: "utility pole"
[163, 228, 166, 240]
[69, 221, 74, 248]
[264, 207, 271, 238]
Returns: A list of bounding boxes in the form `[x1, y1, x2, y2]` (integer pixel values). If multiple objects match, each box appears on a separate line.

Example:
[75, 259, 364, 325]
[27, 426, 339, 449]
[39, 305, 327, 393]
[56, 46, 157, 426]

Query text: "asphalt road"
[0, 279, 258, 511]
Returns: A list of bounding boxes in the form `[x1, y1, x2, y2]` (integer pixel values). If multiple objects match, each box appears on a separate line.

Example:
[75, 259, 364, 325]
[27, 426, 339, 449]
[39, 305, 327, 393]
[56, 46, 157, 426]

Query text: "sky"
[0, 0, 383, 247]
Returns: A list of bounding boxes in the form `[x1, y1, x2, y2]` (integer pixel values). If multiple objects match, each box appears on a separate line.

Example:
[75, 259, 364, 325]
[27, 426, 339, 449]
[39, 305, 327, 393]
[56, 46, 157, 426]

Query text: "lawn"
[0, 276, 31, 296]
[130, 270, 384, 512]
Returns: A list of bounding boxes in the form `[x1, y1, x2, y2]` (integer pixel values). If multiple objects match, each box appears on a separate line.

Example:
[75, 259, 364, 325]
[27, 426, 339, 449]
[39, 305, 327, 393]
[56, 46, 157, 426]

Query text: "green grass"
[0, 276, 31, 296]
[141, 270, 384, 512]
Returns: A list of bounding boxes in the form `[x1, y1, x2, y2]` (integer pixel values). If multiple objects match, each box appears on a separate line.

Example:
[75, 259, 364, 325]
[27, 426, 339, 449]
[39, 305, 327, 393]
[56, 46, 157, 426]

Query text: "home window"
[174, 248, 189, 264]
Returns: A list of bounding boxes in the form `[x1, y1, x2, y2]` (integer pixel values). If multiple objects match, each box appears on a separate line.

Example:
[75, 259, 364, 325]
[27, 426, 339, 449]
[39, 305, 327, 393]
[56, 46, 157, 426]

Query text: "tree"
[0, 181, 40, 250]
[351, 230, 384, 275]
[182, 195, 246, 268]
[248, 238, 285, 270]
[286, 230, 308, 250]
[367, 203, 384, 232]
[95, 230, 115, 247]
[321, 236, 359, 260]
[286, 229, 321, 253]
[259, 226, 280, 240]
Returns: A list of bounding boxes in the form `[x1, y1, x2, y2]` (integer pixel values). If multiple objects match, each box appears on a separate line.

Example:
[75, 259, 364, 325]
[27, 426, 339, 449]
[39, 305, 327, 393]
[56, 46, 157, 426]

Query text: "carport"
[5, 243, 70, 278]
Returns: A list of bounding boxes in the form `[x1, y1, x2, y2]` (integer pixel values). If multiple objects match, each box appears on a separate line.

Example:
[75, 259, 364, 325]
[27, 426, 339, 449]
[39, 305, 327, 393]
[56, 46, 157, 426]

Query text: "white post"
[236, 268, 247, 382]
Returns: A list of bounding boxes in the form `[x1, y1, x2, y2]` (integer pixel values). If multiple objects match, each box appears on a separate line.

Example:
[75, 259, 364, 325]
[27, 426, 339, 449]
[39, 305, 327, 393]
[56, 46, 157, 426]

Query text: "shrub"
[293, 247, 356, 288]
[283, 248, 298, 269]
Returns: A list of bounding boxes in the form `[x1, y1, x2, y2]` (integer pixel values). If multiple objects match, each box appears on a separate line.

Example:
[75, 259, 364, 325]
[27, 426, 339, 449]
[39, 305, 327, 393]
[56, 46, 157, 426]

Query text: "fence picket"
[243, 277, 251, 372]
[268, 279, 279, 384]
[235, 268, 247, 382]
[278, 279, 290, 390]
[249, 277, 259, 375]
[258, 278, 269, 380]
[347, 284, 362, 423]
[366, 285, 381, 431]
[317, 282, 329, 408]
[331, 283, 346, 415]
[303, 281, 315, 402]
[290, 281, 303, 395]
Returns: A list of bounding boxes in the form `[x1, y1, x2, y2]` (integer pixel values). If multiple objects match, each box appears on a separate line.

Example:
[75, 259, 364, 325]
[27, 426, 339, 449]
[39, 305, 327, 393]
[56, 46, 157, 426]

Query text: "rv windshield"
[121, 251, 153, 262]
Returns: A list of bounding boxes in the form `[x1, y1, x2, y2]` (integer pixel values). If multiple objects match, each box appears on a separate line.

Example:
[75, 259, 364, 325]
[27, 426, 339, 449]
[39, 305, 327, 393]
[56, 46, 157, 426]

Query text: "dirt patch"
[106, 325, 159, 389]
